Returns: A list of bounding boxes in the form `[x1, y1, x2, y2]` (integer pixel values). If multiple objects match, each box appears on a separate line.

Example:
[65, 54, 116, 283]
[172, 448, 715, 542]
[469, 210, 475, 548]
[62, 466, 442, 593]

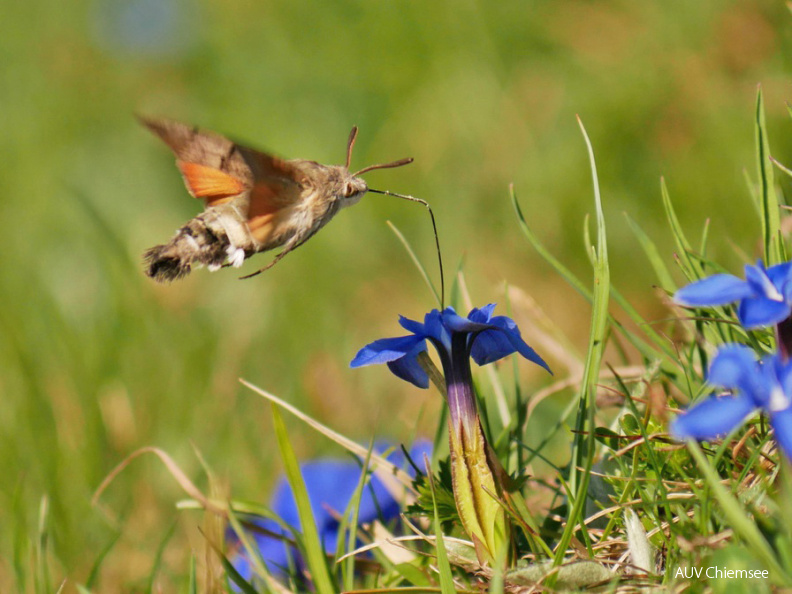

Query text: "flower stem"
[776, 316, 792, 361]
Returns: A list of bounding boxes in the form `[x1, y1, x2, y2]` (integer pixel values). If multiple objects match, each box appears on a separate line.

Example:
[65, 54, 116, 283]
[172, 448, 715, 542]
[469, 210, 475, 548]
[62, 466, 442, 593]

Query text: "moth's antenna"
[353, 158, 413, 177]
[345, 126, 359, 169]
[368, 188, 445, 308]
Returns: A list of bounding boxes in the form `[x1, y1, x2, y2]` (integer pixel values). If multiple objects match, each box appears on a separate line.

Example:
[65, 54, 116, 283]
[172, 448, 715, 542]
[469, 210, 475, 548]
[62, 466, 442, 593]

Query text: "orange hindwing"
[177, 161, 247, 205]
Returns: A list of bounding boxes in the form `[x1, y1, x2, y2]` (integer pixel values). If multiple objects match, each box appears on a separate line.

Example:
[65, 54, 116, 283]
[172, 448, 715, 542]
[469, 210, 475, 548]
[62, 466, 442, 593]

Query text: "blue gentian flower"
[671, 345, 792, 461]
[351, 305, 550, 563]
[350, 305, 550, 433]
[228, 440, 432, 584]
[673, 260, 792, 329]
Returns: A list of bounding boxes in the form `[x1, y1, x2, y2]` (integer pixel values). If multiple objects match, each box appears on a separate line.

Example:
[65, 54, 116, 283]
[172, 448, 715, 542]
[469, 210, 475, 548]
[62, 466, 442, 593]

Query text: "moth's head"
[341, 126, 412, 206]
[341, 175, 369, 205]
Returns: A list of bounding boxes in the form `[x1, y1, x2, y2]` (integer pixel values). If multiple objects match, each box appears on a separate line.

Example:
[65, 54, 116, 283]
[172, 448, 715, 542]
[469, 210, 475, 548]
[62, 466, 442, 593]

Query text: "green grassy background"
[2, 0, 792, 591]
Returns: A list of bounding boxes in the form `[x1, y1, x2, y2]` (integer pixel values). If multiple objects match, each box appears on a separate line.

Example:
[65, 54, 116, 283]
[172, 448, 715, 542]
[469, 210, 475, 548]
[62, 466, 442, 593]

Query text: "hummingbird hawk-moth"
[140, 117, 413, 281]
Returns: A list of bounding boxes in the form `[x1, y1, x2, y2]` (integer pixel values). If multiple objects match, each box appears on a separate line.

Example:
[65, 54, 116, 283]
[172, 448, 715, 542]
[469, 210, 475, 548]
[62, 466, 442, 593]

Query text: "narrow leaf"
[271, 404, 336, 594]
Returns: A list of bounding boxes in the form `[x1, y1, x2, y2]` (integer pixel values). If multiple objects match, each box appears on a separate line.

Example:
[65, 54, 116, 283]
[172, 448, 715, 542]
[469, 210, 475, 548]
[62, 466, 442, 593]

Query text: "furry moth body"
[140, 117, 412, 281]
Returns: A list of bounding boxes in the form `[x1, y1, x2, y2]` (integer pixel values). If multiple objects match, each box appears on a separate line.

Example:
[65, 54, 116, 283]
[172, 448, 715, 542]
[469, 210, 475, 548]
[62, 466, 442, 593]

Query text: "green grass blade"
[448, 255, 466, 311]
[146, 521, 177, 594]
[698, 217, 711, 259]
[755, 86, 785, 264]
[388, 221, 442, 307]
[661, 177, 702, 279]
[35, 496, 51, 594]
[622, 213, 676, 292]
[243, 381, 414, 494]
[220, 553, 261, 594]
[771, 155, 792, 181]
[187, 555, 197, 594]
[608, 285, 677, 361]
[338, 444, 373, 592]
[226, 506, 276, 589]
[85, 531, 122, 589]
[552, 117, 610, 575]
[513, 186, 669, 363]
[427, 466, 456, 594]
[271, 404, 337, 594]
[511, 185, 592, 301]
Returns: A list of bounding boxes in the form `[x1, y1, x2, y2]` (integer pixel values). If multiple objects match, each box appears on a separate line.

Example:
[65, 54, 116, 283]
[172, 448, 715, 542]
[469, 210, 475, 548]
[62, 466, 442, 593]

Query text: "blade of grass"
[513, 186, 673, 365]
[426, 458, 456, 594]
[661, 178, 703, 279]
[511, 184, 591, 301]
[146, 520, 177, 594]
[551, 117, 610, 580]
[220, 551, 261, 594]
[338, 444, 374, 592]
[226, 506, 279, 591]
[241, 380, 415, 498]
[388, 221, 441, 307]
[755, 86, 785, 265]
[85, 531, 122, 589]
[188, 555, 197, 594]
[35, 496, 51, 594]
[271, 404, 337, 594]
[622, 213, 676, 292]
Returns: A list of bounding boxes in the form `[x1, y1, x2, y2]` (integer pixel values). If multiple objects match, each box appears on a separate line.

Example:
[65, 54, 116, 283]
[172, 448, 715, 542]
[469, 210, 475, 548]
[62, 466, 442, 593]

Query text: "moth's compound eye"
[343, 182, 358, 198]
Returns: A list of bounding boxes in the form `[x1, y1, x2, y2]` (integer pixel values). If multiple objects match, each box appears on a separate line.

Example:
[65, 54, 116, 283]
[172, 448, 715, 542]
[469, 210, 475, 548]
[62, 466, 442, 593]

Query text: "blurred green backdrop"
[2, 0, 792, 591]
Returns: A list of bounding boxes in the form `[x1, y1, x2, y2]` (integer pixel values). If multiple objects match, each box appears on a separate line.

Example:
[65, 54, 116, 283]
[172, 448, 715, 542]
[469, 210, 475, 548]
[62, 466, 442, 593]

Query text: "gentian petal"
[744, 262, 784, 301]
[467, 304, 497, 323]
[469, 327, 517, 364]
[398, 315, 426, 335]
[707, 345, 757, 389]
[407, 438, 434, 470]
[770, 407, 792, 462]
[470, 315, 552, 373]
[738, 297, 791, 329]
[766, 262, 792, 293]
[780, 358, 792, 397]
[386, 340, 430, 388]
[442, 308, 491, 333]
[670, 393, 756, 439]
[350, 335, 425, 367]
[423, 309, 451, 349]
[673, 274, 752, 306]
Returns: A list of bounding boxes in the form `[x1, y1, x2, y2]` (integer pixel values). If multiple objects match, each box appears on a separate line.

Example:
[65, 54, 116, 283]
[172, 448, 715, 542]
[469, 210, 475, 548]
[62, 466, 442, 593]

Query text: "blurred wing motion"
[140, 117, 305, 281]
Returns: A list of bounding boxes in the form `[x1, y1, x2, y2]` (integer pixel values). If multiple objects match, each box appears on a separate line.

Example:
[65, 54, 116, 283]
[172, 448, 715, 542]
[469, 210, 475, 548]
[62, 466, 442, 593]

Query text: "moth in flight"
[140, 117, 412, 281]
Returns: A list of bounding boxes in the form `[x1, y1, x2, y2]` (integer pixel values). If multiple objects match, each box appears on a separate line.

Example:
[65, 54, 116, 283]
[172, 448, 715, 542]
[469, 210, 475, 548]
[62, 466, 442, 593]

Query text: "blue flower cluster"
[227, 440, 431, 583]
[672, 260, 792, 459]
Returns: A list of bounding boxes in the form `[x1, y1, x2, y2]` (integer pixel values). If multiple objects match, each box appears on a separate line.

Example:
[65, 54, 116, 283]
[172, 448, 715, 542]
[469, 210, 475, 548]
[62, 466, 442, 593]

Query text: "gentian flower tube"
[227, 440, 432, 584]
[351, 304, 551, 565]
[671, 345, 792, 461]
[673, 260, 792, 356]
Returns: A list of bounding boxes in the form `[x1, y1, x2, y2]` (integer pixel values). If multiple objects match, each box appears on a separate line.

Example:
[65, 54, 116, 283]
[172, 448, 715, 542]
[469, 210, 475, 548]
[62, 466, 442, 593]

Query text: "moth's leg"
[238, 236, 312, 280]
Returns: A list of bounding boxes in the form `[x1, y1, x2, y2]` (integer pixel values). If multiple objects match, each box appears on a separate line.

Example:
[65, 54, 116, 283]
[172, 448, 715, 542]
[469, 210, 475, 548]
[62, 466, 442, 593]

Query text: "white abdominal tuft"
[227, 246, 246, 268]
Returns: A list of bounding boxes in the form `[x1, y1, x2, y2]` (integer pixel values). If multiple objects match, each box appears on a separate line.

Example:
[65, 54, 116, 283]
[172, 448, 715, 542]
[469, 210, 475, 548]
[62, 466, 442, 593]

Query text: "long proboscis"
[368, 188, 445, 308]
